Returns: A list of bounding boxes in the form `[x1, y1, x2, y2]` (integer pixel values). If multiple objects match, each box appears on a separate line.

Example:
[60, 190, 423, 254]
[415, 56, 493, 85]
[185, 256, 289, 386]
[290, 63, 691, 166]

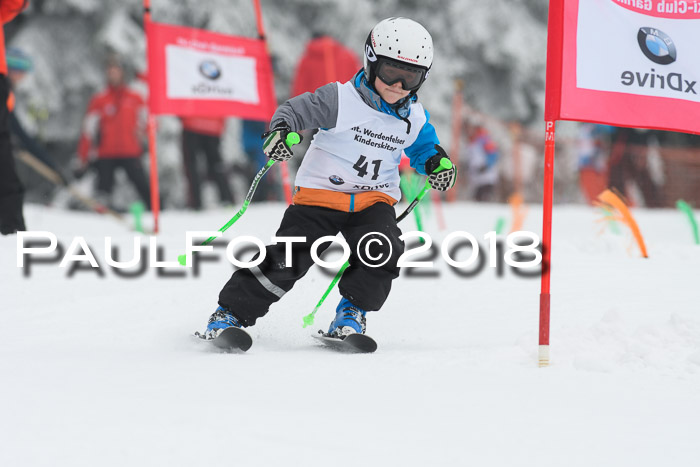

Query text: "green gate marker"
[600, 206, 620, 235]
[494, 216, 506, 235]
[399, 172, 425, 232]
[676, 199, 700, 245]
[129, 201, 145, 233]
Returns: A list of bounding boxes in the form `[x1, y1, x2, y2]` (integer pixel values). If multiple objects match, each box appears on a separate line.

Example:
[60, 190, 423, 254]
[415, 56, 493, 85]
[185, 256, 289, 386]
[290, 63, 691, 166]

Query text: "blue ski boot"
[205, 306, 243, 340]
[328, 297, 366, 338]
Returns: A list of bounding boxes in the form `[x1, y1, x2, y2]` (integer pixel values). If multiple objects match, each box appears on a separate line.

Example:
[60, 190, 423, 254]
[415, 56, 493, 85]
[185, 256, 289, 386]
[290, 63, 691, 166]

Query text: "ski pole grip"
[285, 132, 301, 147]
[436, 157, 453, 172]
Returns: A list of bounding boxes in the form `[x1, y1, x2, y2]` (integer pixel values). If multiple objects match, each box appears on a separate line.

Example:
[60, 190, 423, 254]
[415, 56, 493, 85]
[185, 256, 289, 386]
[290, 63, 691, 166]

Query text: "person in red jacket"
[0, 0, 29, 235]
[77, 56, 151, 209]
[290, 33, 361, 97]
[180, 116, 234, 209]
[288, 34, 362, 167]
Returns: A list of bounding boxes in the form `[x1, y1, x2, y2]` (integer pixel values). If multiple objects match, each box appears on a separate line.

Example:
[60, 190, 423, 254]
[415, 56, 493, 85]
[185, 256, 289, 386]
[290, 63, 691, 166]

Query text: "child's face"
[374, 76, 410, 104]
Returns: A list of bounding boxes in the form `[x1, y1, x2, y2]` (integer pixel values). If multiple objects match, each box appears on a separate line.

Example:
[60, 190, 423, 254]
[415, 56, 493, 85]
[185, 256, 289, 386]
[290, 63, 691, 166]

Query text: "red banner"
[545, 0, 700, 134]
[146, 21, 276, 121]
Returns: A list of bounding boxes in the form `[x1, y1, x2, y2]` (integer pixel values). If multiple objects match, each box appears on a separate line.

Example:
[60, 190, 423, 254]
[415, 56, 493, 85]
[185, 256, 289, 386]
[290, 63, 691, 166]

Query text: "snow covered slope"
[1, 202, 699, 466]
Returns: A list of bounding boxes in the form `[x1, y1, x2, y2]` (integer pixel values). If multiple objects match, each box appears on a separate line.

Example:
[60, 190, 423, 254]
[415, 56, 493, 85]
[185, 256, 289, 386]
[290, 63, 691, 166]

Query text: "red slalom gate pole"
[430, 191, 447, 230]
[539, 120, 556, 367]
[147, 115, 160, 233]
[144, 0, 161, 232]
[447, 80, 463, 203]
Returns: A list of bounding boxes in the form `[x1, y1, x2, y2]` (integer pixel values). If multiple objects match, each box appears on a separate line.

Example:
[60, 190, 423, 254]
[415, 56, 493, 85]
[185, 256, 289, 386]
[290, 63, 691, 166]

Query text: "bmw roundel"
[329, 175, 345, 185]
[637, 28, 676, 65]
[199, 60, 222, 80]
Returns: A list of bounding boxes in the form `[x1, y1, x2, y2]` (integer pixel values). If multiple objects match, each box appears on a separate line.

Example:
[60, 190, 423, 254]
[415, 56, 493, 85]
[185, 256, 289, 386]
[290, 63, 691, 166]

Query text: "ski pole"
[302, 262, 349, 328]
[399, 172, 424, 232]
[178, 132, 301, 266]
[303, 157, 452, 327]
[16, 150, 135, 229]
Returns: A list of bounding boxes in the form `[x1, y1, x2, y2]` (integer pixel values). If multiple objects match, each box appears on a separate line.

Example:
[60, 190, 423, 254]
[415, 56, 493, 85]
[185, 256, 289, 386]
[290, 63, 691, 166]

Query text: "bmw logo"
[637, 28, 676, 65]
[329, 175, 345, 186]
[199, 60, 222, 80]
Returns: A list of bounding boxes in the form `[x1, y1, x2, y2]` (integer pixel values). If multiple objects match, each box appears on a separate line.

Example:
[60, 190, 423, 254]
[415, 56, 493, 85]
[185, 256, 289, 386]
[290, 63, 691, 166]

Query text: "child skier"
[203, 17, 456, 343]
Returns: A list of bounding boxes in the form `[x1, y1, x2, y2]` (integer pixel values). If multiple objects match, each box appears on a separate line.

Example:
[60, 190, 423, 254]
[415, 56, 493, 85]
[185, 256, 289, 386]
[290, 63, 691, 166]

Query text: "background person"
[6, 47, 61, 174]
[608, 126, 664, 207]
[290, 33, 361, 98]
[76, 55, 151, 210]
[576, 123, 612, 205]
[241, 118, 281, 202]
[0, 0, 29, 235]
[180, 116, 234, 210]
[460, 116, 500, 202]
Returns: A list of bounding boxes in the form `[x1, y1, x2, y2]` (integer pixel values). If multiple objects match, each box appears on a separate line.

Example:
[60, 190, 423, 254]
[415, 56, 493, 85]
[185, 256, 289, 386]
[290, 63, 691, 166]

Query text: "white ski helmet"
[364, 17, 433, 93]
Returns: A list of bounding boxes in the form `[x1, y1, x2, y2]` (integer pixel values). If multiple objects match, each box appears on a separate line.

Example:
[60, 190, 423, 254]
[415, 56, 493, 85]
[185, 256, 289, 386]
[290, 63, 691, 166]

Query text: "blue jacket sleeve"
[404, 110, 440, 175]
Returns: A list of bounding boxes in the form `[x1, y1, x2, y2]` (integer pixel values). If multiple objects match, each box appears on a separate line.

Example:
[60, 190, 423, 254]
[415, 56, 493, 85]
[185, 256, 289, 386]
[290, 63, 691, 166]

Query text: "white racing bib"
[294, 81, 427, 201]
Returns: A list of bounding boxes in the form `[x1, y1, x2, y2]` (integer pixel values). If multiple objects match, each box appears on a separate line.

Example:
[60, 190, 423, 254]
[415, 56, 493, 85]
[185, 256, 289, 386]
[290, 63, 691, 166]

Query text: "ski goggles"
[375, 58, 427, 92]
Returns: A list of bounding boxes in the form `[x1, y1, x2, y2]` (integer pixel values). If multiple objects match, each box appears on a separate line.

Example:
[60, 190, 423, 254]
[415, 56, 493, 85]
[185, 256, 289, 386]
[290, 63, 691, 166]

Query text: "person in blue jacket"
[6, 47, 64, 177]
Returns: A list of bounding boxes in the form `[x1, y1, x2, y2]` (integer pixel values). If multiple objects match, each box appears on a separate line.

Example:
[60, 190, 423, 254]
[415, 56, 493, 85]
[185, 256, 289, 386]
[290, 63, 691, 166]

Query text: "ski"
[312, 331, 377, 353]
[194, 327, 253, 352]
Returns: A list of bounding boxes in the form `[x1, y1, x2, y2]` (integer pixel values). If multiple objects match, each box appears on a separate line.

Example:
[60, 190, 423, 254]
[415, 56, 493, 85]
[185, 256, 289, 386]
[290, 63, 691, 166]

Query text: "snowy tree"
[9, 0, 551, 205]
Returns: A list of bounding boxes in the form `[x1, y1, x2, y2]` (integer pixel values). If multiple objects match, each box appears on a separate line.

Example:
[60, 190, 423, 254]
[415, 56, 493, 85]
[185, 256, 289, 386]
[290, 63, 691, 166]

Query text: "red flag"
[146, 22, 276, 121]
[545, 0, 700, 134]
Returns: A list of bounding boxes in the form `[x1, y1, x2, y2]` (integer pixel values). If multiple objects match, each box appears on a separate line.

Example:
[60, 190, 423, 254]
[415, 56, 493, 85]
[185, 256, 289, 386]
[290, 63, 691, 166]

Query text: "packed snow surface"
[2, 202, 699, 466]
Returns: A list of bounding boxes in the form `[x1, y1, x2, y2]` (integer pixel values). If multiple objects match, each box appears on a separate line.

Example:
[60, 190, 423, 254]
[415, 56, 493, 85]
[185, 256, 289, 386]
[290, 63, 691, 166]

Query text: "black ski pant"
[182, 130, 234, 209]
[0, 74, 25, 235]
[219, 202, 404, 326]
[94, 158, 152, 209]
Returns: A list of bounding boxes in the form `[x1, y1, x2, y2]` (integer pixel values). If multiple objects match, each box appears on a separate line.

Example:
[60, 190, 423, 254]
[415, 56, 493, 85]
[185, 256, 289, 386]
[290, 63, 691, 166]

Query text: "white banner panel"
[165, 45, 259, 104]
[577, 0, 700, 102]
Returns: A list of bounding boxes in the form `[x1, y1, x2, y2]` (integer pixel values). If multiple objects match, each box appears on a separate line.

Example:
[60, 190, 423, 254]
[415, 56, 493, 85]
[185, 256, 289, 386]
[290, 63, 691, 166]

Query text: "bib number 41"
[353, 155, 382, 180]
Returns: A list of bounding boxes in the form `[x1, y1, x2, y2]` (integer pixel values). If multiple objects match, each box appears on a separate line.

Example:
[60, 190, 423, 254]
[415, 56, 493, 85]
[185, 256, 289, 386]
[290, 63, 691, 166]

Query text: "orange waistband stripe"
[292, 187, 398, 212]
